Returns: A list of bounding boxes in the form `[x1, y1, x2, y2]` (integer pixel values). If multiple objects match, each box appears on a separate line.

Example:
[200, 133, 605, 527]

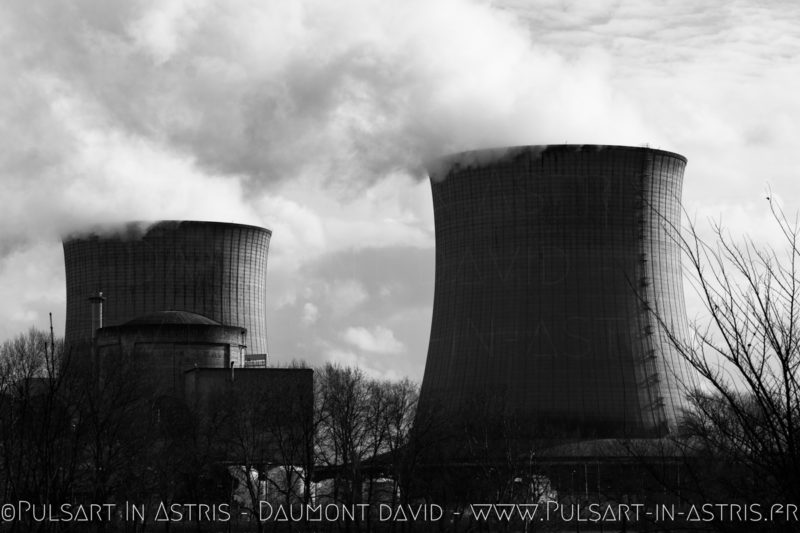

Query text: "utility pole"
[49, 312, 55, 359]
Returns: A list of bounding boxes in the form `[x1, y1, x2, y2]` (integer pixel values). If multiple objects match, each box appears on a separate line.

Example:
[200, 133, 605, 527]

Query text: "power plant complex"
[62, 220, 309, 428]
[43, 143, 703, 520]
[58, 144, 694, 462]
[418, 145, 692, 438]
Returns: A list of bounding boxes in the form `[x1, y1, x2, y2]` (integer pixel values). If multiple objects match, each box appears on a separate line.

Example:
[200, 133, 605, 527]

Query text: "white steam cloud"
[0, 0, 651, 249]
[12, 0, 754, 356]
[3, 1, 799, 376]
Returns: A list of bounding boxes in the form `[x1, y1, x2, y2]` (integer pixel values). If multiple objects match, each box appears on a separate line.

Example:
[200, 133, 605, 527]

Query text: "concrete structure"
[63, 221, 271, 359]
[185, 367, 314, 466]
[58, 218, 318, 508]
[95, 310, 246, 397]
[419, 145, 693, 438]
[184, 367, 313, 416]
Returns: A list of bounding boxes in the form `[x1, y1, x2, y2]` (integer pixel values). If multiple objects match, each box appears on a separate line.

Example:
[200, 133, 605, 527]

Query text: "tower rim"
[427, 144, 687, 181]
[62, 220, 272, 243]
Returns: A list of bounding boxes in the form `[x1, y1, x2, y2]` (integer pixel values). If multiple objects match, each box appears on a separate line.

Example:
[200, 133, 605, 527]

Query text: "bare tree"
[657, 200, 800, 530]
[0, 328, 185, 532]
[381, 378, 419, 507]
[0, 330, 86, 532]
[209, 382, 273, 532]
[312, 365, 428, 531]
[202, 367, 315, 532]
[316, 363, 371, 511]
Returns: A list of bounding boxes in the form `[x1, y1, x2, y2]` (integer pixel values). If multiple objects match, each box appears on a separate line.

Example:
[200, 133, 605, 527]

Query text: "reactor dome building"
[418, 145, 693, 439]
[63, 221, 271, 360]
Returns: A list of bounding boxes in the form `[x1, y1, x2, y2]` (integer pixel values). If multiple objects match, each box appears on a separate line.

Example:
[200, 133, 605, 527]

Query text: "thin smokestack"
[88, 291, 105, 340]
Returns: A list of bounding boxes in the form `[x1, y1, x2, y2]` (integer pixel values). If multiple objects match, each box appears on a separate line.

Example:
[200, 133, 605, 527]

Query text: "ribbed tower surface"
[419, 145, 693, 438]
[63, 221, 271, 358]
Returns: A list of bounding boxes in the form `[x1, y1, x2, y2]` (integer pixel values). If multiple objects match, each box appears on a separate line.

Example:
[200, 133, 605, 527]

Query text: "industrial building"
[95, 310, 248, 397]
[184, 367, 313, 420]
[61, 220, 311, 466]
[54, 145, 699, 508]
[63, 220, 271, 361]
[418, 145, 693, 439]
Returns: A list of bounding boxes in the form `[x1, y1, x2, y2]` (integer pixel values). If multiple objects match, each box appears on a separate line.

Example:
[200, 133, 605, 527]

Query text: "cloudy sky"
[1, 0, 798, 381]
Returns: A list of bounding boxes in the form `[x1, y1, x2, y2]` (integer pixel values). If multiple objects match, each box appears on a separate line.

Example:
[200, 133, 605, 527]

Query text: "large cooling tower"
[419, 145, 692, 438]
[63, 221, 271, 357]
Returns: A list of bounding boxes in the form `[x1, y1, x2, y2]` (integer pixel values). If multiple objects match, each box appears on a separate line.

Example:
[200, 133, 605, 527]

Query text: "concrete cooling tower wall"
[419, 145, 693, 438]
[63, 221, 271, 357]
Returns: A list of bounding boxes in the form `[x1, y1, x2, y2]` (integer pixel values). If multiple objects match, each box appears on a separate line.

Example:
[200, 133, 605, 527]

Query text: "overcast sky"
[1, 0, 798, 381]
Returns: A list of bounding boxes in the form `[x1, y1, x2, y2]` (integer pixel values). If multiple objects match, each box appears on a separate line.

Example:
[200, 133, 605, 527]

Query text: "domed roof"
[123, 310, 223, 326]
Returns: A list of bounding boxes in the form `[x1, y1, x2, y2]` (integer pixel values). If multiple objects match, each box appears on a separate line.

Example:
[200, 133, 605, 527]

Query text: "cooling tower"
[419, 145, 692, 438]
[63, 221, 271, 358]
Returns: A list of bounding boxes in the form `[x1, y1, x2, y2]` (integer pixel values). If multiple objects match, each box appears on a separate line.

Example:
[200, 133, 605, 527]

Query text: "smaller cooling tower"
[418, 145, 693, 438]
[63, 221, 271, 358]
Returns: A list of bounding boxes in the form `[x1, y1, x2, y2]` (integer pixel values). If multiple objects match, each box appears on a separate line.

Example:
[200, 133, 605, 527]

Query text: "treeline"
[0, 329, 204, 532]
[4, 322, 799, 533]
[0, 329, 431, 532]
